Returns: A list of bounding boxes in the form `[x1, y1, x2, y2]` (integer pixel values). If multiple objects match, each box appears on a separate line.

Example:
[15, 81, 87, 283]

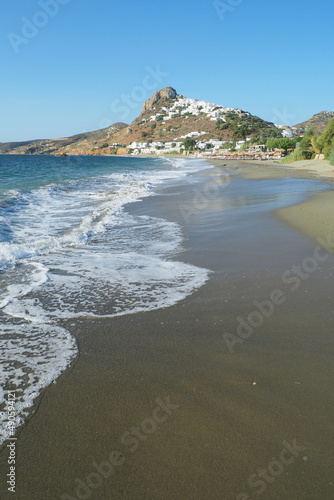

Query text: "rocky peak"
[142, 87, 177, 113]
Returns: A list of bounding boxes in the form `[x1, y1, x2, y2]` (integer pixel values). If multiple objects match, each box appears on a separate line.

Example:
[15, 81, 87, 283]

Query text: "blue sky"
[1, 0, 333, 141]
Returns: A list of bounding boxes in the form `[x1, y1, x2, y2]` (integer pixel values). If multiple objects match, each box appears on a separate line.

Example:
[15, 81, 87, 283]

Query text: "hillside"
[0, 140, 43, 154]
[108, 87, 279, 152]
[294, 111, 334, 134]
[0, 123, 128, 155]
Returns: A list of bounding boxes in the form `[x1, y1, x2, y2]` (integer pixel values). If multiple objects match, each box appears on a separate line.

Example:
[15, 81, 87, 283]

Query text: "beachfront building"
[248, 144, 266, 153]
[235, 141, 246, 150]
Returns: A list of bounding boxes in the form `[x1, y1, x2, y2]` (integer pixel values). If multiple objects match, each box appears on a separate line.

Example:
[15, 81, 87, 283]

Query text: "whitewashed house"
[282, 129, 295, 138]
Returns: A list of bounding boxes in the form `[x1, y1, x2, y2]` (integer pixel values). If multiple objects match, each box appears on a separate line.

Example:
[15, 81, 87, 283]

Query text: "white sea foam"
[0, 262, 49, 309]
[0, 322, 78, 443]
[0, 157, 211, 444]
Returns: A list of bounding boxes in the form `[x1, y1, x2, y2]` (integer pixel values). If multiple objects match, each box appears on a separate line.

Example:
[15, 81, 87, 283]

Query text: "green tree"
[182, 138, 196, 150]
[319, 118, 334, 157]
[298, 127, 317, 159]
[266, 137, 299, 152]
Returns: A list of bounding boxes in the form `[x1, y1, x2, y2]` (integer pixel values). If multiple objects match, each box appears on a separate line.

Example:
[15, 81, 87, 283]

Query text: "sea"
[0, 154, 211, 443]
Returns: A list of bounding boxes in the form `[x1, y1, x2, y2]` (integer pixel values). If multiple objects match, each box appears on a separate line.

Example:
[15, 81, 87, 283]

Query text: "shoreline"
[1, 159, 334, 499]
[3, 151, 333, 180]
[208, 157, 334, 180]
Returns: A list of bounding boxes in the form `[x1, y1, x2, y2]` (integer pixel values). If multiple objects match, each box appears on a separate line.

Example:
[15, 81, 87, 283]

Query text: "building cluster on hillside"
[142, 95, 249, 124]
[125, 137, 288, 159]
[127, 141, 183, 155]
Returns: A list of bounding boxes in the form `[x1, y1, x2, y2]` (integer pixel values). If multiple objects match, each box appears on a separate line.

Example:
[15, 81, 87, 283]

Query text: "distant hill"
[294, 111, 334, 134]
[0, 140, 43, 154]
[0, 123, 128, 155]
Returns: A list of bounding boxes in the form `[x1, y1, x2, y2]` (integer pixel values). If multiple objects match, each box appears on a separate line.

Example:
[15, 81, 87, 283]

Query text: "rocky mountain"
[106, 87, 279, 153]
[294, 111, 334, 134]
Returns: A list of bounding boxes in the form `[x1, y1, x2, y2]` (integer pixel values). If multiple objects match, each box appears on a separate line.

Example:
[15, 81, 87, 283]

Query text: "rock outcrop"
[142, 87, 177, 113]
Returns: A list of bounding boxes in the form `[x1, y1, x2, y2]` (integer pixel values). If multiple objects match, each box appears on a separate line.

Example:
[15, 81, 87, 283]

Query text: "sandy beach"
[1, 160, 334, 499]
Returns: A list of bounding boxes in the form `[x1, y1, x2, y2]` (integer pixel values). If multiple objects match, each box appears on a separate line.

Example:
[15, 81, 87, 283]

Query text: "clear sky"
[1, 0, 333, 142]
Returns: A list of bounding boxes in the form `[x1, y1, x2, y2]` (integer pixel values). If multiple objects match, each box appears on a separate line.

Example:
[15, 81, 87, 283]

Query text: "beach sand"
[209, 158, 334, 181]
[1, 162, 334, 499]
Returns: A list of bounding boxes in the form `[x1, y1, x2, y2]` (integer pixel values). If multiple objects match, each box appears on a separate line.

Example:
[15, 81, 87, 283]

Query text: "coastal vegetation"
[281, 118, 334, 164]
[215, 112, 279, 140]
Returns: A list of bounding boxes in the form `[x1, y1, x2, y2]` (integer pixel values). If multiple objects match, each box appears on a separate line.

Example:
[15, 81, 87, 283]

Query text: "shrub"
[215, 118, 224, 129]
[329, 147, 334, 165]
[280, 147, 305, 164]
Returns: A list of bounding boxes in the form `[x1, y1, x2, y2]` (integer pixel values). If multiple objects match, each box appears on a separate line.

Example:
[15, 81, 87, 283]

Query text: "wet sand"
[1, 162, 334, 499]
[209, 158, 334, 181]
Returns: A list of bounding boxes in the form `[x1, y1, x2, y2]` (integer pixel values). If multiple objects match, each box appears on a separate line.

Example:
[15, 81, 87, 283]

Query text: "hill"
[107, 87, 279, 153]
[294, 111, 334, 134]
[0, 123, 128, 155]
